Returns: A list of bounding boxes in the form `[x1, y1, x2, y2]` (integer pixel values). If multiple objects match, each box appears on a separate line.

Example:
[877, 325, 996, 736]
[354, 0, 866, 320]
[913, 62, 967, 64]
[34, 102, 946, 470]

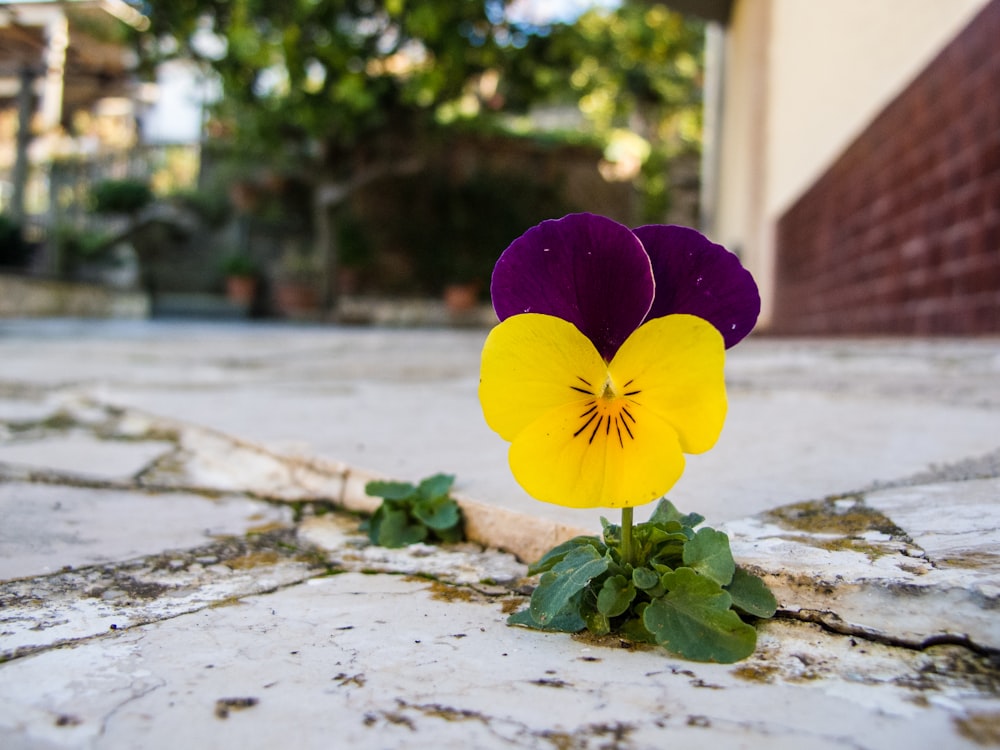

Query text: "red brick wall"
[771, 0, 1000, 335]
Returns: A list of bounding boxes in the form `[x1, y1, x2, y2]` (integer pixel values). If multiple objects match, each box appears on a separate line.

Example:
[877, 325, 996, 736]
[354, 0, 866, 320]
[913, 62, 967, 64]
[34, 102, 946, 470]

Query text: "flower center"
[571, 376, 641, 448]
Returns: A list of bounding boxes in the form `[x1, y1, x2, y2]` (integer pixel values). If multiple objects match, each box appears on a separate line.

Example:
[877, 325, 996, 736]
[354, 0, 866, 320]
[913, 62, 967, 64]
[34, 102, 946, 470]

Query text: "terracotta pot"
[225, 275, 258, 306]
[273, 281, 320, 318]
[228, 181, 261, 213]
[443, 282, 479, 312]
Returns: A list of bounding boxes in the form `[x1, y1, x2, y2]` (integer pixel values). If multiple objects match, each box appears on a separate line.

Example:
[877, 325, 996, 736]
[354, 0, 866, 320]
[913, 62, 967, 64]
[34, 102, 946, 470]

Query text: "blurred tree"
[506, 2, 705, 220]
[137, 0, 704, 304]
[140, 0, 526, 307]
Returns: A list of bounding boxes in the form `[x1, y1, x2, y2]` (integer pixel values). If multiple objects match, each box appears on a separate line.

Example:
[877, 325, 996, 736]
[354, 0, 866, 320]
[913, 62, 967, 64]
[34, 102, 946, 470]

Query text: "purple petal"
[491, 213, 654, 360]
[633, 224, 760, 348]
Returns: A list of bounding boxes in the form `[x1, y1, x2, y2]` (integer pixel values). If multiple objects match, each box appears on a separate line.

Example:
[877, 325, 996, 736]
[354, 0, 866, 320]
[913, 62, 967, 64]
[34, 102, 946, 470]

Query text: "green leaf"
[638, 524, 688, 567]
[373, 505, 428, 548]
[529, 545, 609, 627]
[597, 575, 636, 618]
[643, 568, 757, 663]
[527, 536, 605, 576]
[416, 473, 455, 500]
[365, 480, 416, 501]
[508, 599, 586, 632]
[648, 498, 704, 529]
[632, 566, 661, 591]
[583, 608, 611, 636]
[619, 614, 656, 644]
[412, 494, 461, 531]
[366, 504, 387, 545]
[682, 527, 736, 586]
[433, 523, 465, 544]
[725, 567, 778, 619]
[600, 516, 620, 546]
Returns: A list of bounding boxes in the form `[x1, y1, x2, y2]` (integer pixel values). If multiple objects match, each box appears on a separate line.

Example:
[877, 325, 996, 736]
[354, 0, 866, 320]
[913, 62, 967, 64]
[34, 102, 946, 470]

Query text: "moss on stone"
[764, 496, 906, 538]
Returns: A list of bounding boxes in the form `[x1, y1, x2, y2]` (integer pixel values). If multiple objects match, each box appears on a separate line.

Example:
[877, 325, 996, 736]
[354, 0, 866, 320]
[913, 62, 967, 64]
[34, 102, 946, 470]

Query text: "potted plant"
[336, 212, 373, 296]
[220, 252, 260, 306]
[91, 179, 154, 216]
[271, 249, 323, 318]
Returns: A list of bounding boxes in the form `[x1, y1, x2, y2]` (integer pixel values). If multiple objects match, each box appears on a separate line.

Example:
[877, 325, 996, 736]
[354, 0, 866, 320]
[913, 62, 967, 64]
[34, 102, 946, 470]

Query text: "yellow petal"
[609, 314, 727, 454]
[479, 312, 728, 510]
[509, 398, 685, 508]
[479, 314, 606, 441]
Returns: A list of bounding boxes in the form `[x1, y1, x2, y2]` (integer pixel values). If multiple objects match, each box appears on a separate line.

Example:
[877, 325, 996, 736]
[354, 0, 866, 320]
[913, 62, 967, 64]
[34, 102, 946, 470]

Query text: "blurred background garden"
[2, 0, 996, 332]
[0, 0, 706, 320]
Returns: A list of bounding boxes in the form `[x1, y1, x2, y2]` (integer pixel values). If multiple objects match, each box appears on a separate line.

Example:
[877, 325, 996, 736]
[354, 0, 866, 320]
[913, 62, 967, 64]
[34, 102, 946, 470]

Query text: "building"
[688, 0, 999, 334]
[0, 0, 148, 223]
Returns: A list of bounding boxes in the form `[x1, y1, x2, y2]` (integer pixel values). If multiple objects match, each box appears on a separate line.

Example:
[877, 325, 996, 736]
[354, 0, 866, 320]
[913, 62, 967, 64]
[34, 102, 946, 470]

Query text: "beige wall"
[710, 0, 990, 327]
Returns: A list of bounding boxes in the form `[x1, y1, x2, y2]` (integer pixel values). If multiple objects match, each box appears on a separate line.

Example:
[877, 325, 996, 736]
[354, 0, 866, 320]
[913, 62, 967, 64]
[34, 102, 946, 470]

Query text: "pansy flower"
[479, 213, 759, 510]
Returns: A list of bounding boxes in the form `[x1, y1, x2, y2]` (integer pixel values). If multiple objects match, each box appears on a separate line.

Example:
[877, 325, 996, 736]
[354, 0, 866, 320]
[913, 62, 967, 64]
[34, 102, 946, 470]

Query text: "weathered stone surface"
[0, 274, 149, 319]
[298, 516, 527, 585]
[0, 573, 995, 750]
[0, 433, 174, 480]
[0, 529, 317, 661]
[3, 322, 996, 529]
[0, 482, 293, 580]
[726, 479, 1000, 652]
[0, 323, 998, 750]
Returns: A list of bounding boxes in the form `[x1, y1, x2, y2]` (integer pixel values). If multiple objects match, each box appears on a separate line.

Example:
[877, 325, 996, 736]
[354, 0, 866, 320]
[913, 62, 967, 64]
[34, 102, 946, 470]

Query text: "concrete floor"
[1, 319, 999, 749]
[2, 319, 998, 529]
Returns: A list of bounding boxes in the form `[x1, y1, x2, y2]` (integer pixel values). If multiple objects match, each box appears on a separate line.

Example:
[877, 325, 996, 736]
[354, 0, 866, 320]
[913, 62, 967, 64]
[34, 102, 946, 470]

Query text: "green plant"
[172, 188, 231, 228]
[274, 248, 323, 283]
[91, 179, 154, 215]
[0, 215, 32, 268]
[402, 167, 570, 293]
[509, 499, 777, 663]
[53, 224, 111, 259]
[364, 473, 464, 548]
[220, 252, 258, 278]
[336, 212, 373, 269]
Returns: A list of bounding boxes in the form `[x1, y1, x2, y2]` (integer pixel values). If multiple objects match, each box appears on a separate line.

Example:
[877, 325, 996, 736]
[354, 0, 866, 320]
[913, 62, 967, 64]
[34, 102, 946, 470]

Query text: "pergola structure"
[0, 0, 148, 222]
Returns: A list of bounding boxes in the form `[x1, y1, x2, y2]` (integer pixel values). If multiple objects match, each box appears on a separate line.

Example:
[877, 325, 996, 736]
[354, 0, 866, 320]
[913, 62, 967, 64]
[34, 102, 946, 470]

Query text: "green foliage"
[643, 568, 757, 663]
[509, 499, 777, 663]
[140, 1, 704, 226]
[364, 473, 464, 549]
[219, 252, 258, 277]
[510, 2, 706, 222]
[516, 2, 705, 145]
[91, 179, 154, 215]
[171, 188, 232, 228]
[0, 215, 32, 268]
[336, 212, 373, 269]
[141, 0, 516, 155]
[400, 164, 571, 292]
[53, 225, 112, 260]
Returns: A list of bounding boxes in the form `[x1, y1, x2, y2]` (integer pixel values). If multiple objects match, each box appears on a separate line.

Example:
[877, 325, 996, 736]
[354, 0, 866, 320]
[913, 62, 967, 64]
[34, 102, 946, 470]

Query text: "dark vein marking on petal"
[574, 412, 598, 438]
[588, 416, 603, 445]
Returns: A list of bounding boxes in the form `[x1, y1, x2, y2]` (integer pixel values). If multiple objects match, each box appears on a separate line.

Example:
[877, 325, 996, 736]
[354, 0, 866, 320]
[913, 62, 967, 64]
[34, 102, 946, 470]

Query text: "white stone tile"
[0, 433, 174, 481]
[0, 482, 292, 579]
[0, 573, 991, 750]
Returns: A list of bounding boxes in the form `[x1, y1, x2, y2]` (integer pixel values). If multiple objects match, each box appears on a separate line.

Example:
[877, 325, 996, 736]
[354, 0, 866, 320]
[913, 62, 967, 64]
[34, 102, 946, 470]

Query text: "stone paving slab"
[2, 321, 999, 530]
[0, 482, 292, 580]
[1, 321, 999, 749]
[1, 572, 995, 750]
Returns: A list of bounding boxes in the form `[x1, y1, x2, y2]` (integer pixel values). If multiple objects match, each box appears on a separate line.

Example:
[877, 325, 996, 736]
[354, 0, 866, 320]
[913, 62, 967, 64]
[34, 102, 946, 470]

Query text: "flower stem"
[621, 507, 634, 567]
